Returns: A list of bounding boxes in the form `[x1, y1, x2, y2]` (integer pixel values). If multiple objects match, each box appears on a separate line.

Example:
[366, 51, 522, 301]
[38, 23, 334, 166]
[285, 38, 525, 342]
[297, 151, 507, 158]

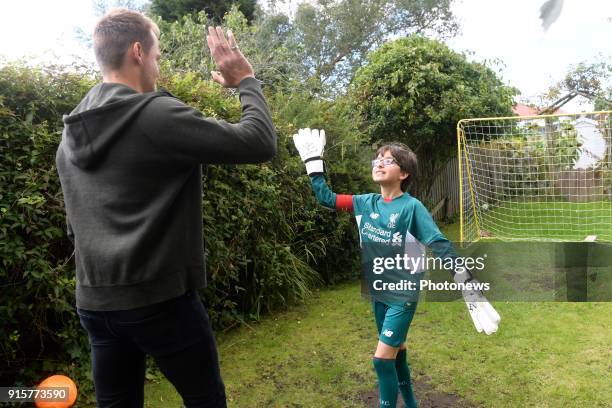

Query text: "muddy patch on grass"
[357, 375, 481, 408]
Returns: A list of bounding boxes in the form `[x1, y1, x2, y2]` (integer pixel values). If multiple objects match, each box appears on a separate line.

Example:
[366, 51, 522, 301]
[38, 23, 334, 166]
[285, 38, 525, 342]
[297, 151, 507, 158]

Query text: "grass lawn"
[144, 222, 612, 407]
[474, 201, 612, 242]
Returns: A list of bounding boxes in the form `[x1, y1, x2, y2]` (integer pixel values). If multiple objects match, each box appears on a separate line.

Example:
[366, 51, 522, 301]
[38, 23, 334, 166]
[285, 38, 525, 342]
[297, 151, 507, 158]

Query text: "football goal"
[458, 111, 612, 242]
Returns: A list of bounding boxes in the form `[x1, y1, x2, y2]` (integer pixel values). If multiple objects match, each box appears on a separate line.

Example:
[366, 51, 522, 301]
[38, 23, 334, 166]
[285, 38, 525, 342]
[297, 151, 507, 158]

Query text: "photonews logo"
[392, 232, 403, 246]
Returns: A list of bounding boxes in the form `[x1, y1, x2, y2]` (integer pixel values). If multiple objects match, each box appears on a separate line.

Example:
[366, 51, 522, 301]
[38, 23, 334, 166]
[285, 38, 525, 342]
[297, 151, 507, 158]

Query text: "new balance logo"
[383, 329, 394, 337]
[370, 212, 380, 219]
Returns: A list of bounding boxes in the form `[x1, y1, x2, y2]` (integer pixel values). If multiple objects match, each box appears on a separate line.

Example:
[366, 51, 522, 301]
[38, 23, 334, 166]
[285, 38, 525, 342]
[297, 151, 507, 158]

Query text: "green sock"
[396, 349, 418, 408]
[373, 357, 398, 407]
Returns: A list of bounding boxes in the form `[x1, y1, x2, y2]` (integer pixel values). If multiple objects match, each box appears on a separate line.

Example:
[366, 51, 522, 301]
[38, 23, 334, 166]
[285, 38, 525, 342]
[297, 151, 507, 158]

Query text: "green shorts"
[373, 300, 417, 347]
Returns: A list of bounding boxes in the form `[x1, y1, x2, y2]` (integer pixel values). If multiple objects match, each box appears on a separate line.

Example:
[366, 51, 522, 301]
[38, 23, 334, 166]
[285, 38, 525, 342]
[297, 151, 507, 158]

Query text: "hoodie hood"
[61, 83, 168, 169]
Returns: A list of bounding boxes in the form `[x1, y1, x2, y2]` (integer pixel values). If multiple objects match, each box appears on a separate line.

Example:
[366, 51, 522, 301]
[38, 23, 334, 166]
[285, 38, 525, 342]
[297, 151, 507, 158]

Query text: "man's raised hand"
[206, 26, 254, 88]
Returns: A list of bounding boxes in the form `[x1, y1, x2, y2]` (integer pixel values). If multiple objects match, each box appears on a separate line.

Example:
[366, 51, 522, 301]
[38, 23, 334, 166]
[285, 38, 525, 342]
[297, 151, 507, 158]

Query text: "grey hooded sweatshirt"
[56, 77, 276, 311]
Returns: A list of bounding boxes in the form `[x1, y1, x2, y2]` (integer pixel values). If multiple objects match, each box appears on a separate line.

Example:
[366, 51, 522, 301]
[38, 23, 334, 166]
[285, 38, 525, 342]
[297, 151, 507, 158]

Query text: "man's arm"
[137, 78, 276, 164]
[136, 26, 276, 164]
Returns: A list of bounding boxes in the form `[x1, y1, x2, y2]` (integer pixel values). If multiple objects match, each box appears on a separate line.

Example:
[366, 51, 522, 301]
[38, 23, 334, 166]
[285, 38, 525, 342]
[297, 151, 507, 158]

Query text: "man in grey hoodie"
[56, 8, 276, 408]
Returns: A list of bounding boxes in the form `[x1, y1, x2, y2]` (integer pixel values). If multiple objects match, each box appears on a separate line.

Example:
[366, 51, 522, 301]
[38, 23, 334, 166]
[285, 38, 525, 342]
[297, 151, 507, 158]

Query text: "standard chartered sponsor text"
[361, 222, 392, 243]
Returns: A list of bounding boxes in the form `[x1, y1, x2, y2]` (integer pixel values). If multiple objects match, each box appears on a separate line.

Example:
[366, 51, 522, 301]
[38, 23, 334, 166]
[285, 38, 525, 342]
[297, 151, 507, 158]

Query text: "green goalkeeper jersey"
[310, 175, 458, 305]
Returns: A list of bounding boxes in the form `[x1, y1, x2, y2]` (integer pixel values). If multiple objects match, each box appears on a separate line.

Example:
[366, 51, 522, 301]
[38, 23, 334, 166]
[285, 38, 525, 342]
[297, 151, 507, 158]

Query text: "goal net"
[458, 111, 612, 242]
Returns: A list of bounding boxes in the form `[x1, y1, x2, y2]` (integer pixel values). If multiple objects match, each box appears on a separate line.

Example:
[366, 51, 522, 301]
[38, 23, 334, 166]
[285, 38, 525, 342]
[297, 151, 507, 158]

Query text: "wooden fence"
[423, 157, 460, 221]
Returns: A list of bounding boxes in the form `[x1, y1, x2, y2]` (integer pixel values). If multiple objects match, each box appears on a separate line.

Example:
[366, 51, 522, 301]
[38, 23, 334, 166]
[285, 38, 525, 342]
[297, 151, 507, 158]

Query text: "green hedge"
[0, 63, 371, 393]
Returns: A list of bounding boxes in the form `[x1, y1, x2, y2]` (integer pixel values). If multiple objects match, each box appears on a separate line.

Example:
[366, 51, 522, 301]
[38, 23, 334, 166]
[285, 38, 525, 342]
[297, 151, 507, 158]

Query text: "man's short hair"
[93, 8, 160, 73]
[375, 143, 418, 192]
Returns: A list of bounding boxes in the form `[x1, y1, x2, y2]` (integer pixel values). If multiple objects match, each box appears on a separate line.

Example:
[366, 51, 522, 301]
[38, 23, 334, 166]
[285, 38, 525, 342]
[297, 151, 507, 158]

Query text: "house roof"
[512, 104, 539, 116]
[513, 103, 566, 117]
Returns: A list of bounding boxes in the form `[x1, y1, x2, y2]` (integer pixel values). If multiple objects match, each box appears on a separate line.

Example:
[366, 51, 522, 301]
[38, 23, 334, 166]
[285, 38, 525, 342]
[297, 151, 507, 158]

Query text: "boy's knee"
[372, 356, 396, 372]
[374, 340, 400, 359]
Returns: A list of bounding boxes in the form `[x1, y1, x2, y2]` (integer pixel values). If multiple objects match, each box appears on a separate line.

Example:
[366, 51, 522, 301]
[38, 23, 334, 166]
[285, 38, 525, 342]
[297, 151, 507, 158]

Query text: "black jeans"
[77, 290, 226, 408]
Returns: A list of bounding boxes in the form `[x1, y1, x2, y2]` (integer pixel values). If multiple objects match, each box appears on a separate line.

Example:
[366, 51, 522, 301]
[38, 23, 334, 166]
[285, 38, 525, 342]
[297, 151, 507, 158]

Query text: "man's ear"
[400, 171, 409, 181]
[130, 42, 144, 65]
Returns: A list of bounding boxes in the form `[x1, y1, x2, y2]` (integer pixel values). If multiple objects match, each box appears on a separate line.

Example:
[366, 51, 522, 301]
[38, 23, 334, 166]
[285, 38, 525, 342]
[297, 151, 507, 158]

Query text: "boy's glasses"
[371, 158, 397, 168]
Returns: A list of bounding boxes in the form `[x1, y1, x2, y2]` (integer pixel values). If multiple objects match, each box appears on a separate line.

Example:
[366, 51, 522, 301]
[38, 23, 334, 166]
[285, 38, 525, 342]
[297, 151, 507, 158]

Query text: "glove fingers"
[473, 302, 499, 335]
[313, 129, 324, 156]
[294, 130, 306, 146]
[479, 313, 498, 335]
[292, 133, 307, 161]
[467, 304, 483, 333]
[472, 315, 484, 333]
[470, 303, 499, 335]
[483, 302, 501, 324]
[292, 134, 301, 151]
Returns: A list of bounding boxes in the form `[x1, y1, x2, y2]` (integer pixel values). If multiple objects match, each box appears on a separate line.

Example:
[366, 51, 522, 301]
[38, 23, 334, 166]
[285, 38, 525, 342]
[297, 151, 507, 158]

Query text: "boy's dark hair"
[375, 143, 418, 192]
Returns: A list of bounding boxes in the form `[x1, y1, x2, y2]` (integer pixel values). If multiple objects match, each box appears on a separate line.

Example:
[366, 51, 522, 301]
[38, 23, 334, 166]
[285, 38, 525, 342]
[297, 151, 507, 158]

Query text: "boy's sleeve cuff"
[305, 159, 325, 176]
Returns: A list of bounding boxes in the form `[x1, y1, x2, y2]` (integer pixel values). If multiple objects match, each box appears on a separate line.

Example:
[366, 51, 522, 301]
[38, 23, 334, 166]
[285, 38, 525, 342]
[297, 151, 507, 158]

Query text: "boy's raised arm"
[293, 128, 353, 212]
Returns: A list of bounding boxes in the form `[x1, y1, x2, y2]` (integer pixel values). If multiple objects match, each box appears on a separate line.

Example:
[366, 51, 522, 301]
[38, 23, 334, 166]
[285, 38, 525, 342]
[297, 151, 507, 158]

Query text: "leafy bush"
[0, 63, 95, 396]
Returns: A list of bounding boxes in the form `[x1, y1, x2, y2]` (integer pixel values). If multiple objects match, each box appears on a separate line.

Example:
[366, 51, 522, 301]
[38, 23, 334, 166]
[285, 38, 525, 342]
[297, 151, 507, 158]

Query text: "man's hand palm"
[206, 26, 254, 88]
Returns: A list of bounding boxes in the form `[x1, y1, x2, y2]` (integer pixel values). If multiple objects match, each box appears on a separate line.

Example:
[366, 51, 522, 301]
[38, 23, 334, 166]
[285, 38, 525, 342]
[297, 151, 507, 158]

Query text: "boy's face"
[372, 150, 408, 189]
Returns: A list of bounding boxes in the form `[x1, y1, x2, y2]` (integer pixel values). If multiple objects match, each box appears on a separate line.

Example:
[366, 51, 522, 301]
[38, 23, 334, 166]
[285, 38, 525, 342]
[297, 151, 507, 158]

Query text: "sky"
[447, 0, 611, 111]
[0, 1, 98, 65]
[0, 0, 610, 112]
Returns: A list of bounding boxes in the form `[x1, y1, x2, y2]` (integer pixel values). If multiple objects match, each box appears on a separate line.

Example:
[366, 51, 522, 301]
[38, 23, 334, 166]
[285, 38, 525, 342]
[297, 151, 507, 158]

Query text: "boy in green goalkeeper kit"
[293, 129, 500, 408]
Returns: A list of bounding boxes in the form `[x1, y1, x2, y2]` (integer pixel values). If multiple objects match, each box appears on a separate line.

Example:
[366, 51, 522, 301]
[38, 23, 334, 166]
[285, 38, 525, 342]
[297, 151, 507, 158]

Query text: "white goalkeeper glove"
[292, 128, 326, 176]
[454, 272, 501, 335]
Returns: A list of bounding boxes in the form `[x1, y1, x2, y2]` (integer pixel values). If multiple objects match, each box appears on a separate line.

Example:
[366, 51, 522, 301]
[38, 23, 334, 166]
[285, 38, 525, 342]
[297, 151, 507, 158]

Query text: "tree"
[149, 0, 257, 23]
[74, 0, 149, 48]
[91, 0, 148, 15]
[147, 0, 460, 95]
[156, 6, 301, 93]
[289, 0, 459, 92]
[350, 36, 517, 199]
[545, 57, 612, 111]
